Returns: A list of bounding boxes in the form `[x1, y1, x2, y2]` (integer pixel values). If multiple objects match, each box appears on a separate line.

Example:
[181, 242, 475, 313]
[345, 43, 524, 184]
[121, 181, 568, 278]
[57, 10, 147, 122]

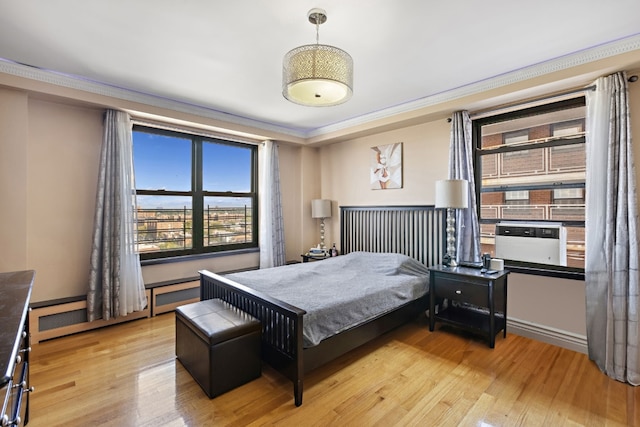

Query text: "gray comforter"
[224, 251, 430, 347]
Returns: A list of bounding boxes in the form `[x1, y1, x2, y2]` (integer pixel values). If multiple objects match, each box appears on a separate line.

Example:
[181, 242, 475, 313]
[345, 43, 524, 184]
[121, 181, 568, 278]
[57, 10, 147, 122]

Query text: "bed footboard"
[199, 270, 307, 406]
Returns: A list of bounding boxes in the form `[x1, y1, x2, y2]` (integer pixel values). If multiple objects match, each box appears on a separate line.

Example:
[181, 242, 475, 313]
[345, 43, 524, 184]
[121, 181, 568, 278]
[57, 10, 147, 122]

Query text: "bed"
[199, 205, 445, 406]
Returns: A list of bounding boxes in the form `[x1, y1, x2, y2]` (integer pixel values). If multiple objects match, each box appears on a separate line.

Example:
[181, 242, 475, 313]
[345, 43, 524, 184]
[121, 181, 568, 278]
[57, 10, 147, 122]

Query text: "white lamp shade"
[435, 179, 469, 209]
[311, 199, 332, 218]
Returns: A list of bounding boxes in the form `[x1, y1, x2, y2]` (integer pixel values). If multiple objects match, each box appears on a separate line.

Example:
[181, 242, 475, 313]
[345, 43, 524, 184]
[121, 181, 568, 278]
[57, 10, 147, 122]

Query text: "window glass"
[504, 190, 529, 201]
[482, 145, 585, 189]
[504, 190, 529, 206]
[133, 126, 257, 259]
[553, 120, 583, 137]
[553, 188, 583, 200]
[474, 99, 586, 271]
[203, 196, 253, 247]
[136, 196, 192, 252]
[133, 132, 191, 191]
[202, 141, 252, 192]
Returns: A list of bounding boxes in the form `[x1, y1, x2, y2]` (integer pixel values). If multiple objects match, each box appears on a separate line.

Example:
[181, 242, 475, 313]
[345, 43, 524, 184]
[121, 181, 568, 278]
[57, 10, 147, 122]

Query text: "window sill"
[140, 247, 259, 266]
[504, 263, 584, 281]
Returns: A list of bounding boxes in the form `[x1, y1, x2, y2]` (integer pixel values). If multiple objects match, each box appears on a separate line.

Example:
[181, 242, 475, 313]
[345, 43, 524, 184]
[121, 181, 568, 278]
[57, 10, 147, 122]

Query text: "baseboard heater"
[29, 291, 152, 343]
[30, 279, 201, 343]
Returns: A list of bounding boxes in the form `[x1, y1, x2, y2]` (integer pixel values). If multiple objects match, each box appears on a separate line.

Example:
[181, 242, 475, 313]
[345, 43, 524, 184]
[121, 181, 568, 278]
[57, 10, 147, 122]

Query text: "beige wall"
[319, 119, 451, 246]
[274, 143, 325, 255]
[27, 98, 103, 301]
[1, 65, 640, 344]
[0, 87, 28, 271]
[0, 92, 310, 301]
[327, 121, 452, 202]
[316, 69, 640, 339]
[317, 117, 590, 338]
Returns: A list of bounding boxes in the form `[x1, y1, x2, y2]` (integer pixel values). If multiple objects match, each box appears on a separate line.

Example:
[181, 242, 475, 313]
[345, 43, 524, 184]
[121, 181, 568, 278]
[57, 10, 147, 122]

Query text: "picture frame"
[370, 142, 403, 189]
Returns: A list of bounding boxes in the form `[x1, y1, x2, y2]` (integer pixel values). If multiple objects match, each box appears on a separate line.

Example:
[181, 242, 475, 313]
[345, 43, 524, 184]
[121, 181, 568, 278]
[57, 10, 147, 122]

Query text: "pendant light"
[282, 8, 353, 106]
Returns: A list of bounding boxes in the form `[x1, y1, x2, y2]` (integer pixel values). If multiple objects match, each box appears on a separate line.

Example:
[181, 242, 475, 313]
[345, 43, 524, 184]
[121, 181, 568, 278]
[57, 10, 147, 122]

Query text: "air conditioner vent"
[495, 222, 567, 266]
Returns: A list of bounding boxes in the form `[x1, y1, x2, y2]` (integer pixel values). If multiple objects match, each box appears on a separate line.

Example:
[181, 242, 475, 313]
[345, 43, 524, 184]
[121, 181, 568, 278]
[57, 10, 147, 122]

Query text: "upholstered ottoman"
[175, 299, 261, 398]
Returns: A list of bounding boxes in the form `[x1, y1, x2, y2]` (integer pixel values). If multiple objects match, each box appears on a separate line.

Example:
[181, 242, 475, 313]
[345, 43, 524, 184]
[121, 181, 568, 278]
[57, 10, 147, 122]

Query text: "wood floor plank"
[25, 312, 640, 426]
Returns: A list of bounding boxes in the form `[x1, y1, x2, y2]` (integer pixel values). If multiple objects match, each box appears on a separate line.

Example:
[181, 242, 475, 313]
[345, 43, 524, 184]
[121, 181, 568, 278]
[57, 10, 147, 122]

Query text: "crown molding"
[306, 33, 640, 138]
[1, 33, 639, 141]
[0, 58, 306, 139]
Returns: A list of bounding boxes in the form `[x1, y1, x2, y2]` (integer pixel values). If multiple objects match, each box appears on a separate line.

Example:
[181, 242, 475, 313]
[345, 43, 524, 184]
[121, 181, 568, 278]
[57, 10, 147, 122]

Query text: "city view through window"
[476, 100, 586, 270]
[133, 127, 256, 257]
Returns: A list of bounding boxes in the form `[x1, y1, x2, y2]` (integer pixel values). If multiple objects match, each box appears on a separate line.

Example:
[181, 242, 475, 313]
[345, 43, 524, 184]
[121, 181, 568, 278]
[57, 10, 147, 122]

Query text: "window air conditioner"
[495, 222, 567, 266]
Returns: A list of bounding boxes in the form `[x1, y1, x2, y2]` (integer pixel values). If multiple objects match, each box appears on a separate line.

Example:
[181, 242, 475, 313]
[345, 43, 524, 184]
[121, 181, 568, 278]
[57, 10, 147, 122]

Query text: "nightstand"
[428, 265, 509, 348]
[301, 253, 330, 262]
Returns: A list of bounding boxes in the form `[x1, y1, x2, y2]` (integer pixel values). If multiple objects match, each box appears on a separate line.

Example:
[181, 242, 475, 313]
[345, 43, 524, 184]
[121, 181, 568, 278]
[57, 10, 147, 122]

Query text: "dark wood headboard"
[340, 205, 446, 267]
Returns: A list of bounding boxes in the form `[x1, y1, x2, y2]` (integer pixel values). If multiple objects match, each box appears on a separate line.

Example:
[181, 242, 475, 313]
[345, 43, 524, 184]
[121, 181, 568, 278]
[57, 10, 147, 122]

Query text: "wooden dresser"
[0, 271, 34, 426]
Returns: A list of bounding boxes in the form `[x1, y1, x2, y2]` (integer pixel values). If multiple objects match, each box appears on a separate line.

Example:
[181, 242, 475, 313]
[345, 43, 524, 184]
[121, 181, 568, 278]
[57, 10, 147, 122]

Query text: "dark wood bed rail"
[200, 271, 305, 360]
[340, 205, 445, 265]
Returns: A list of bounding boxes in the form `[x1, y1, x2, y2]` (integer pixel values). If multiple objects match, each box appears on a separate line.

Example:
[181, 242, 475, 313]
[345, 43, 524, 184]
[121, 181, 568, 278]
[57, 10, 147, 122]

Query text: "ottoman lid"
[176, 299, 260, 346]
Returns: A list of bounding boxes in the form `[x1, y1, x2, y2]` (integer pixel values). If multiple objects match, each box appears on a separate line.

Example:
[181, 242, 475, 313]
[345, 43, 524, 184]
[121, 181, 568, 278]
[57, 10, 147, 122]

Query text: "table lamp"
[311, 199, 332, 250]
[435, 179, 468, 267]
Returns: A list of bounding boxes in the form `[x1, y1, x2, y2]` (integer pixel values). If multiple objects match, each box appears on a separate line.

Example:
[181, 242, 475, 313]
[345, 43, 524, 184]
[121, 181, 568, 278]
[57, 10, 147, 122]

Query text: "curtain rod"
[130, 117, 265, 146]
[466, 85, 596, 121]
[449, 74, 637, 122]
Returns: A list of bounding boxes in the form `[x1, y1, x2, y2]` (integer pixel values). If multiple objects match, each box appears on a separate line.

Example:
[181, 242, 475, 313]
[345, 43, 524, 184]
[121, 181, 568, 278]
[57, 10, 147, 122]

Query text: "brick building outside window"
[474, 98, 585, 271]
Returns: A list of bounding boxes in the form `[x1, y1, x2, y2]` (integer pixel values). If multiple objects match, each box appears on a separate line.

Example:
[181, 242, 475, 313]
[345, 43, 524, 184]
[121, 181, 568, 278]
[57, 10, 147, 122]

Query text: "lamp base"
[319, 218, 326, 250]
[445, 208, 457, 267]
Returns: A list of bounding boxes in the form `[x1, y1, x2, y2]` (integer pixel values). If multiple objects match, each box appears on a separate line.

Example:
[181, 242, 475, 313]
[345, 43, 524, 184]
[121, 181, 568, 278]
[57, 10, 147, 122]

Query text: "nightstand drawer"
[433, 276, 488, 306]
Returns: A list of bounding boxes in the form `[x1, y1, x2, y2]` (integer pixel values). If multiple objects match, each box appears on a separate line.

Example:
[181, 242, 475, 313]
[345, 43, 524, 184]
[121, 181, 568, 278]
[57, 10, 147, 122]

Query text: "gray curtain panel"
[259, 140, 286, 268]
[585, 71, 640, 384]
[87, 110, 147, 321]
[449, 111, 482, 263]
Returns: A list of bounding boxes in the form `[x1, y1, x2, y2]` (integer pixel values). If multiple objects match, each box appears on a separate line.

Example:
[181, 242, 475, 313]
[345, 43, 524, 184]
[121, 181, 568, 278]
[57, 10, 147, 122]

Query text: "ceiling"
[1, 1, 640, 142]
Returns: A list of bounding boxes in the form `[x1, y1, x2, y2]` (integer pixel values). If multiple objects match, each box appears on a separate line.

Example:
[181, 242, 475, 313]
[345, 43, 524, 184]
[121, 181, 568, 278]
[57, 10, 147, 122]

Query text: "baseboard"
[30, 289, 152, 344]
[507, 317, 587, 354]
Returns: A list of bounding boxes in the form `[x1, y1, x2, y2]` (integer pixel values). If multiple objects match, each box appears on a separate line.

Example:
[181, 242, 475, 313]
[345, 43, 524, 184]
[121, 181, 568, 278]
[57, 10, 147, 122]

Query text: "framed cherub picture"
[370, 142, 403, 189]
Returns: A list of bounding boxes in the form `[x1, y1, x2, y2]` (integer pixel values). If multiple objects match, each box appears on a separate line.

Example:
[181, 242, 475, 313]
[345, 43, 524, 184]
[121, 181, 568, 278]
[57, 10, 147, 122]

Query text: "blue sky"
[133, 131, 252, 209]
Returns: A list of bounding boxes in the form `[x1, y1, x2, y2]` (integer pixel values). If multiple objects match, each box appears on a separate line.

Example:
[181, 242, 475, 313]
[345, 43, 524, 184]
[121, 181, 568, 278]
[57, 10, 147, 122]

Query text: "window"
[553, 188, 583, 204]
[502, 131, 530, 159]
[473, 98, 585, 274]
[504, 190, 529, 205]
[133, 125, 258, 260]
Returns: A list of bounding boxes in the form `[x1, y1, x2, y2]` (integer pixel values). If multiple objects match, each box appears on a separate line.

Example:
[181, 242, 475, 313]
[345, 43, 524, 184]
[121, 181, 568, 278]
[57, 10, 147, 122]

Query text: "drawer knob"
[455, 290, 462, 294]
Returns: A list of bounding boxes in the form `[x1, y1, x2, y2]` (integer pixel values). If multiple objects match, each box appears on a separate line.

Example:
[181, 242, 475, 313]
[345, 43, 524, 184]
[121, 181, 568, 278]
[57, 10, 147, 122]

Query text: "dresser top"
[0, 270, 34, 387]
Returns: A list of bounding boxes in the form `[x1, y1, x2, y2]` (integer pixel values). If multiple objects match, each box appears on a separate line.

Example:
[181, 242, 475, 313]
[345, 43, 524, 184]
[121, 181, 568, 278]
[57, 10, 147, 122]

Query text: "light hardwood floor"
[27, 312, 639, 426]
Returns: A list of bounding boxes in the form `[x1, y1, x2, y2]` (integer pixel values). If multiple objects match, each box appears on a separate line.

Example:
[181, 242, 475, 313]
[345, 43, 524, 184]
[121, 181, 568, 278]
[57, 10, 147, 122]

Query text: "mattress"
[224, 251, 430, 347]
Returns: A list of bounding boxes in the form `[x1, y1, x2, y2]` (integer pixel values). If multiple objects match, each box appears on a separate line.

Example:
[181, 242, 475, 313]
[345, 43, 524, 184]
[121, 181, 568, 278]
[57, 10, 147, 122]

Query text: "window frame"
[133, 125, 259, 261]
[472, 97, 586, 280]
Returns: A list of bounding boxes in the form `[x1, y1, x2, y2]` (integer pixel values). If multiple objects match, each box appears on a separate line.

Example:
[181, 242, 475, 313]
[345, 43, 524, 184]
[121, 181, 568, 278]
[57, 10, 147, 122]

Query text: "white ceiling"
[1, 1, 640, 141]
